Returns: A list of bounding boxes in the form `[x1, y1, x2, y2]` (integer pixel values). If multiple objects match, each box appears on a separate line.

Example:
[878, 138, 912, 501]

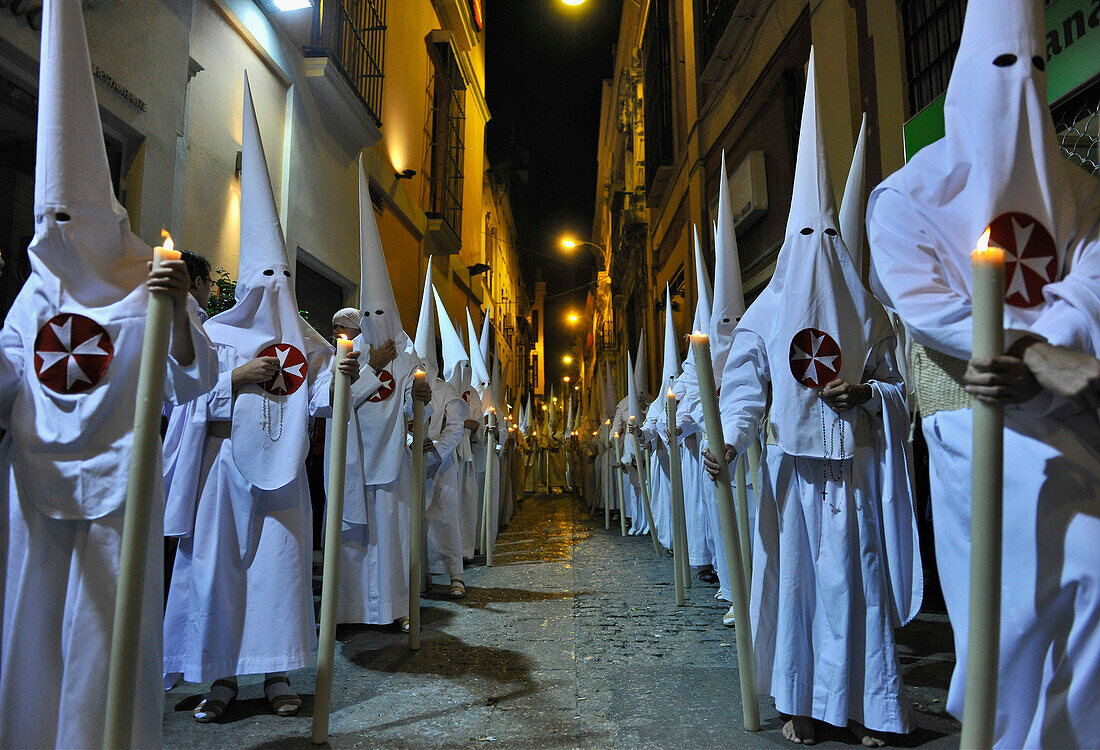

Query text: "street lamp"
[560, 236, 606, 265]
[563, 355, 573, 365]
[561, 0, 584, 5]
[567, 312, 580, 324]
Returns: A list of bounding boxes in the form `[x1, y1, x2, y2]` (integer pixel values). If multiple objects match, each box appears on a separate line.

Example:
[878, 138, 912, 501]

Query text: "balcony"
[302, 0, 385, 146]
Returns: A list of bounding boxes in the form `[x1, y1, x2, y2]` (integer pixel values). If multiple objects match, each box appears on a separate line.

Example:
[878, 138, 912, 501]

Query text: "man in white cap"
[868, 0, 1100, 744]
[419, 279, 467, 597]
[0, 2, 218, 745]
[332, 306, 362, 341]
[336, 156, 431, 634]
[161, 75, 358, 723]
[707, 50, 921, 746]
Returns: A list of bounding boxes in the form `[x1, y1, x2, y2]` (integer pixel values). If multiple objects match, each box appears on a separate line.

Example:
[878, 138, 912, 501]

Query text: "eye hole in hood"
[993, 53, 1018, 67]
[800, 227, 814, 235]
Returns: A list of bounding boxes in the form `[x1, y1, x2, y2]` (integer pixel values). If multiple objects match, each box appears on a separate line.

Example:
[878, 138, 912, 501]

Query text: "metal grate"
[1057, 103, 1100, 174]
[306, 0, 386, 127]
[695, 0, 740, 72]
[900, 0, 967, 115]
[642, 0, 674, 193]
[428, 41, 466, 243]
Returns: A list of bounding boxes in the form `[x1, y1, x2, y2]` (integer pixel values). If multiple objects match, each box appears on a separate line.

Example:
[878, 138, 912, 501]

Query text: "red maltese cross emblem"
[987, 212, 1057, 309]
[462, 390, 472, 403]
[34, 313, 114, 394]
[258, 343, 307, 395]
[789, 328, 842, 389]
[367, 369, 396, 402]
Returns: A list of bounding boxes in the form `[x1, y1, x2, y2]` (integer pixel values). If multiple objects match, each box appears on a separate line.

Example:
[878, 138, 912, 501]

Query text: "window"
[428, 40, 466, 244]
[900, 0, 968, 115]
[295, 260, 345, 343]
[642, 0, 674, 193]
[695, 0, 740, 72]
[306, 0, 386, 126]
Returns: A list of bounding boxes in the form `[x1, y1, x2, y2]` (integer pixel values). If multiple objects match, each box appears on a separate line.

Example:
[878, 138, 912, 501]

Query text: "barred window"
[428, 41, 466, 244]
[900, 0, 967, 114]
[642, 0, 674, 193]
[305, 0, 386, 126]
[695, 0, 739, 72]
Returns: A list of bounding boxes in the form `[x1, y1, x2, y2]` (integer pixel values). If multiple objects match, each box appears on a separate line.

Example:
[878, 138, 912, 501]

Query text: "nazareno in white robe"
[458, 387, 481, 559]
[426, 379, 466, 579]
[162, 340, 332, 683]
[720, 332, 921, 733]
[335, 349, 424, 625]
[1, 280, 216, 749]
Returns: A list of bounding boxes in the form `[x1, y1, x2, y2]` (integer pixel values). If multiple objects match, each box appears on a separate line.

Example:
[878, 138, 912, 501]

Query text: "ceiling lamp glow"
[272, 0, 313, 10]
[562, 0, 584, 5]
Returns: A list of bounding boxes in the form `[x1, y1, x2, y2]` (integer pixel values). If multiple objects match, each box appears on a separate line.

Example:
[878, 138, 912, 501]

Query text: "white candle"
[688, 331, 760, 731]
[313, 335, 355, 743]
[409, 370, 427, 650]
[629, 416, 661, 556]
[666, 390, 687, 606]
[613, 433, 627, 537]
[104, 231, 182, 748]
[482, 408, 497, 566]
[961, 231, 1005, 750]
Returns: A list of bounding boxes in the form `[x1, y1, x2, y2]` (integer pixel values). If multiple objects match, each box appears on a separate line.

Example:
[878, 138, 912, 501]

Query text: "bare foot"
[850, 721, 887, 747]
[782, 716, 816, 745]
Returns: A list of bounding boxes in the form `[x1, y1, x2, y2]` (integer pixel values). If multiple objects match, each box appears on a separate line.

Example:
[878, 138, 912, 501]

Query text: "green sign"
[903, 0, 1100, 161]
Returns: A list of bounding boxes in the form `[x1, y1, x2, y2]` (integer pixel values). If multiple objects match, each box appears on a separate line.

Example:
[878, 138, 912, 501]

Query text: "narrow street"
[164, 494, 961, 749]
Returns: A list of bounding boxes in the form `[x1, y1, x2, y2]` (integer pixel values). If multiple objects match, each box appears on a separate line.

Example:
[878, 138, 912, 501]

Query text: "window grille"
[695, 0, 739, 72]
[643, 0, 675, 193]
[900, 0, 967, 115]
[428, 41, 466, 244]
[306, 0, 386, 126]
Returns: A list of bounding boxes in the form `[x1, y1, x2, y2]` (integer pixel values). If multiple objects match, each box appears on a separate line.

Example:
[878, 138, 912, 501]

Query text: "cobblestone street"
[164, 493, 961, 749]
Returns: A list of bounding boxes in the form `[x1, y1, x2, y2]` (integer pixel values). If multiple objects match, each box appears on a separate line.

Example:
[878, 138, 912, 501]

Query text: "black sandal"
[264, 674, 302, 717]
[193, 678, 238, 723]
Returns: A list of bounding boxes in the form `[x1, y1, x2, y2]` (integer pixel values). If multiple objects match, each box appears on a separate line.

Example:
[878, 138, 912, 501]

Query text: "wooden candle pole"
[104, 237, 181, 750]
[689, 332, 759, 732]
[483, 408, 497, 567]
[408, 370, 427, 650]
[312, 336, 355, 744]
[614, 435, 627, 536]
[666, 391, 687, 606]
[960, 233, 1005, 750]
[733, 456, 753, 592]
[629, 416, 662, 556]
[603, 421, 611, 530]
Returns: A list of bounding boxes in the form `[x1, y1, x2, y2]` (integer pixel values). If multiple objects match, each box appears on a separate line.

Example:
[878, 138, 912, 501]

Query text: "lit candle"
[613, 433, 627, 537]
[666, 390, 687, 606]
[628, 416, 661, 556]
[482, 407, 497, 566]
[688, 331, 760, 731]
[602, 420, 611, 530]
[961, 230, 1005, 750]
[313, 334, 355, 743]
[408, 369, 427, 650]
[105, 230, 185, 747]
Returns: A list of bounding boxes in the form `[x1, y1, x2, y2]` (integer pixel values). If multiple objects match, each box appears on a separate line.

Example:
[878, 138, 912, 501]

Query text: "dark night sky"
[485, 0, 623, 391]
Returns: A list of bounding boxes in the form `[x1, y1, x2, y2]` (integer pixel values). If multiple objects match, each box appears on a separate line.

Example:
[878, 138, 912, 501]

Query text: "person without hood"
[332, 156, 431, 635]
[420, 277, 467, 598]
[868, 0, 1100, 745]
[332, 306, 362, 341]
[161, 75, 358, 723]
[706, 49, 921, 746]
[0, 2, 218, 745]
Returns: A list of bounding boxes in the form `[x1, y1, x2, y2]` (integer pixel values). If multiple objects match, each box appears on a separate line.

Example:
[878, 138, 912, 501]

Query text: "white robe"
[458, 389, 481, 559]
[0, 281, 216, 749]
[720, 333, 919, 734]
[163, 342, 332, 682]
[426, 380, 466, 579]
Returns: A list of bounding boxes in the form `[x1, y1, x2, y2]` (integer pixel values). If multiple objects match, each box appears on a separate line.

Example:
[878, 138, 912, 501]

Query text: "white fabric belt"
[911, 342, 971, 417]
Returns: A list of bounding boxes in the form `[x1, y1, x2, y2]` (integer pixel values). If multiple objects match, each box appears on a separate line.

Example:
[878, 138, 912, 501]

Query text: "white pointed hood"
[467, 308, 491, 393]
[627, 350, 644, 423]
[30, 0, 149, 309]
[205, 74, 329, 490]
[633, 332, 647, 396]
[839, 114, 869, 278]
[413, 257, 438, 381]
[691, 225, 713, 334]
[357, 155, 412, 353]
[433, 287, 470, 392]
[870, 0, 1084, 332]
[602, 362, 618, 420]
[660, 284, 681, 391]
[738, 47, 892, 459]
[710, 153, 747, 377]
[566, 398, 574, 436]
[478, 310, 492, 370]
[488, 354, 502, 413]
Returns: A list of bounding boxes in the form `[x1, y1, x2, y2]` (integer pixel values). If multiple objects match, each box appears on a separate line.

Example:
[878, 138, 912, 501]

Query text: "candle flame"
[667, 388, 675, 398]
[414, 369, 426, 377]
[337, 333, 349, 341]
[973, 227, 1005, 264]
[160, 229, 174, 251]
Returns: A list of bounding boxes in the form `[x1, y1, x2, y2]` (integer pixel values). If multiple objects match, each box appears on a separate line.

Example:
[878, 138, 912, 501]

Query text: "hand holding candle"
[961, 230, 1006, 750]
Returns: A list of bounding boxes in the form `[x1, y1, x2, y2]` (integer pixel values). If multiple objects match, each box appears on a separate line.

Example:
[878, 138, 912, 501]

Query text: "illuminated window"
[428, 40, 466, 245]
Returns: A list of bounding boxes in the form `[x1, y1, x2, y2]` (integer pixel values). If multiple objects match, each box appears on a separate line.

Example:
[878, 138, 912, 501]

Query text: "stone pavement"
[164, 492, 960, 749]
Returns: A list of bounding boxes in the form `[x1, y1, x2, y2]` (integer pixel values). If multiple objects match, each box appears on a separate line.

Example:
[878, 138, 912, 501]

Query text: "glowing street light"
[563, 376, 571, 383]
[562, 238, 578, 248]
[567, 312, 580, 324]
[563, 355, 573, 364]
[561, 0, 584, 5]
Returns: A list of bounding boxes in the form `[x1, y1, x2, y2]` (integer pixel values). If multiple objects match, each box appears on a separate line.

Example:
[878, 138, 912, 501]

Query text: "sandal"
[193, 678, 237, 723]
[449, 579, 467, 598]
[400, 617, 410, 633]
[263, 674, 302, 717]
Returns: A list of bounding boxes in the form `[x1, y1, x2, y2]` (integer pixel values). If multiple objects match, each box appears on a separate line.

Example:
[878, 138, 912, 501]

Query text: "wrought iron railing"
[643, 0, 674, 194]
[306, 0, 386, 127]
[695, 0, 739, 72]
[428, 41, 466, 242]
